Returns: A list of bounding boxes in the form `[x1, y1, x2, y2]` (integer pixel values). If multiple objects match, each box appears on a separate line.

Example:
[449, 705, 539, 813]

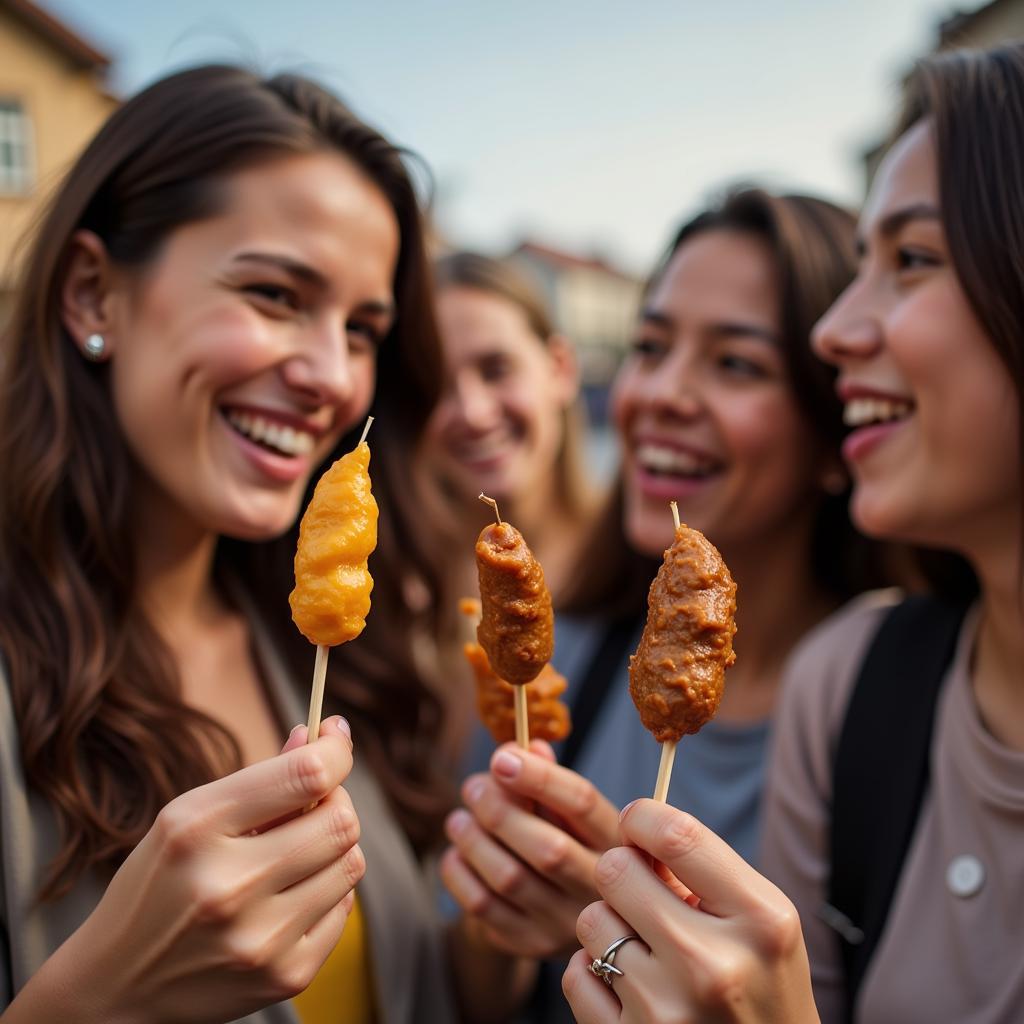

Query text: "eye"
[716, 353, 769, 379]
[244, 283, 299, 311]
[896, 247, 940, 272]
[347, 320, 384, 354]
[629, 335, 668, 360]
[478, 354, 514, 382]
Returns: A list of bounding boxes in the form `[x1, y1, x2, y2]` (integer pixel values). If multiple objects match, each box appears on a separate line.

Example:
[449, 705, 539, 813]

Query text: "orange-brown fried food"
[289, 441, 378, 646]
[629, 523, 736, 743]
[464, 642, 571, 744]
[475, 521, 554, 685]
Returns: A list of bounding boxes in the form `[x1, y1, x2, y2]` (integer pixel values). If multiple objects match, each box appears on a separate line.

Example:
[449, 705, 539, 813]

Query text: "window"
[0, 99, 33, 194]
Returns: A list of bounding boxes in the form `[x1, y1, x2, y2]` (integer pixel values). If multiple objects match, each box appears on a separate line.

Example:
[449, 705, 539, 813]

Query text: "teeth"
[843, 397, 914, 427]
[636, 444, 717, 476]
[226, 410, 315, 456]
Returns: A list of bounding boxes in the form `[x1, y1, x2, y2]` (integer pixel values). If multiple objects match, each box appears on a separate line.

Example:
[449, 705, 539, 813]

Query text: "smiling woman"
[0, 64, 460, 1024]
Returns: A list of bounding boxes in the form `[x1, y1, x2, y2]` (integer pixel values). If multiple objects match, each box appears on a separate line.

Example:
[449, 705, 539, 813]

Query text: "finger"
[562, 948, 622, 1024]
[175, 731, 354, 837]
[247, 784, 360, 893]
[489, 745, 619, 850]
[463, 774, 598, 896]
[275, 842, 366, 945]
[618, 801, 773, 918]
[445, 807, 559, 916]
[280, 716, 350, 755]
[576, 899, 651, 1005]
[272, 889, 356, 999]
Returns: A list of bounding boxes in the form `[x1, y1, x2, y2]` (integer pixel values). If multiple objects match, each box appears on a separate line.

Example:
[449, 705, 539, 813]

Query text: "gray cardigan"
[0, 599, 458, 1024]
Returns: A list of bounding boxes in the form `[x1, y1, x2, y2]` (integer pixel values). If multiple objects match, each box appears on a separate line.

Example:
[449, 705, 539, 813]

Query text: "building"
[0, 0, 117, 324]
[507, 240, 642, 396]
[863, 0, 1024, 186]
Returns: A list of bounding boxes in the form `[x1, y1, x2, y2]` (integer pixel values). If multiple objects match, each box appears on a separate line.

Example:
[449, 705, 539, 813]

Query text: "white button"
[947, 855, 985, 897]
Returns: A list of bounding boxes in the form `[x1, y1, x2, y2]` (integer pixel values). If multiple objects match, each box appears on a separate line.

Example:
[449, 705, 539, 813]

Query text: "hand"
[441, 741, 620, 960]
[21, 716, 362, 1024]
[562, 800, 819, 1024]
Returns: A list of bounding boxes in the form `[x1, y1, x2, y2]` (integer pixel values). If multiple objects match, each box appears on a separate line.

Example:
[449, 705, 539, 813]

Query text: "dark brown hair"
[431, 250, 596, 528]
[561, 188, 888, 617]
[0, 65, 449, 900]
[899, 44, 1024, 589]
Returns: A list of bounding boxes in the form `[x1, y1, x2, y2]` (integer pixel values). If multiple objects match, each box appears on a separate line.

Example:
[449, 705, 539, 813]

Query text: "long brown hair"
[431, 250, 596, 527]
[0, 65, 449, 901]
[899, 44, 1024, 586]
[561, 188, 888, 617]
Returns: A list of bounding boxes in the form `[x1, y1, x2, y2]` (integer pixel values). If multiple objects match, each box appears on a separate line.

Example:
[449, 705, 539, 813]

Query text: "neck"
[966, 526, 1024, 749]
[715, 523, 837, 721]
[132, 481, 223, 646]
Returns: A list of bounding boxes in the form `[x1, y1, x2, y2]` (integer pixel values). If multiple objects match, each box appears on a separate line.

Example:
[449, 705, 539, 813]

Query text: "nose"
[812, 277, 884, 367]
[280, 314, 356, 409]
[450, 373, 500, 431]
[644, 347, 705, 422]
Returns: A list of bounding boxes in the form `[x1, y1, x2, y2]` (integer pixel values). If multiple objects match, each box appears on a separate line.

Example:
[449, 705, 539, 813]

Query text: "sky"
[46, 0, 957, 275]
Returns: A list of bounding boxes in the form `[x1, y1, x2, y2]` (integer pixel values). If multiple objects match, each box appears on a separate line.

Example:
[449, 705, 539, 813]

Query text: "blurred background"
[2, 0, 1021, 441]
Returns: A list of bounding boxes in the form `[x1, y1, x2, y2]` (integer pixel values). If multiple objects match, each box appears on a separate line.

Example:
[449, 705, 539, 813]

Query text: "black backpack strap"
[560, 615, 640, 772]
[826, 594, 969, 1022]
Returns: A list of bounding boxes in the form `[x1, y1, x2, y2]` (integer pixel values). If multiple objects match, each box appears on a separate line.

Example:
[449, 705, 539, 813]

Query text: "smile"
[635, 443, 721, 479]
[225, 409, 316, 458]
[843, 397, 914, 428]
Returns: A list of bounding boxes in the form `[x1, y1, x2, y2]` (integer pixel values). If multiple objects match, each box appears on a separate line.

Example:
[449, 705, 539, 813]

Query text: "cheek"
[609, 370, 639, 438]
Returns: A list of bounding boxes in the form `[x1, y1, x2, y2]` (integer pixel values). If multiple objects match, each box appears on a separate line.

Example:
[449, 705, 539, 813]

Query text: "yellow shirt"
[292, 893, 375, 1024]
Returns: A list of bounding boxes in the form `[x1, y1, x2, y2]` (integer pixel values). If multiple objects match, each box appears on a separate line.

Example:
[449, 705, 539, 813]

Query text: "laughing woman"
[0, 65, 458, 1024]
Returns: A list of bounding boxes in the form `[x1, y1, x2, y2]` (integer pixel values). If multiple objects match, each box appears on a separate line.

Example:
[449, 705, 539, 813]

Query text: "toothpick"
[670, 500, 681, 531]
[478, 493, 502, 525]
[514, 686, 530, 751]
[653, 739, 677, 802]
[358, 416, 374, 445]
[306, 643, 330, 742]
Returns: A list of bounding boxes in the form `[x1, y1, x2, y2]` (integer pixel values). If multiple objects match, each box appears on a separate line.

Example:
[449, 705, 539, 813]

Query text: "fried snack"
[629, 522, 736, 743]
[475, 521, 554, 685]
[463, 642, 571, 744]
[289, 441, 378, 646]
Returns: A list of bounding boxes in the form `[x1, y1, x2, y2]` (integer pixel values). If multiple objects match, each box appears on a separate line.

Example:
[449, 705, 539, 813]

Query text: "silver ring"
[587, 934, 639, 987]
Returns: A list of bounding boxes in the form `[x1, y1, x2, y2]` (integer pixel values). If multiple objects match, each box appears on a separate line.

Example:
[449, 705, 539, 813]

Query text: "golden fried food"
[289, 441, 378, 646]
[629, 522, 736, 743]
[464, 642, 571, 744]
[475, 521, 554, 685]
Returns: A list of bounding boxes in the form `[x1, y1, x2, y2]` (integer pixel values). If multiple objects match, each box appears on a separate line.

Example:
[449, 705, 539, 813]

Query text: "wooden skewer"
[478, 493, 502, 524]
[306, 643, 330, 742]
[653, 500, 682, 802]
[358, 416, 374, 445]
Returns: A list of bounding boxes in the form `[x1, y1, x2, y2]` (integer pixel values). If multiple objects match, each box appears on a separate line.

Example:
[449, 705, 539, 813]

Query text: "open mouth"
[450, 431, 515, 466]
[224, 408, 316, 458]
[843, 397, 915, 429]
[635, 443, 722, 481]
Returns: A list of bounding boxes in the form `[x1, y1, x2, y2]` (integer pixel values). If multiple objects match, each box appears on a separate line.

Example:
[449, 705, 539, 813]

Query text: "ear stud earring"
[83, 333, 107, 361]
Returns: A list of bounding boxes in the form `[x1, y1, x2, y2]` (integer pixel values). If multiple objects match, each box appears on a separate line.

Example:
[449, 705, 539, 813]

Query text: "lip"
[842, 419, 909, 464]
[630, 433, 721, 463]
[836, 381, 914, 405]
[629, 458, 721, 502]
[220, 410, 316, 483]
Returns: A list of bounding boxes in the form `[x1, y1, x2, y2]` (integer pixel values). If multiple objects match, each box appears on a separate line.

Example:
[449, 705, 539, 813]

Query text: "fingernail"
[492, 750, 521, 780]
[447, 808, 471, 838]
[620, 799, 638, 821]
[288, 724, 303, 739]
[333, 716, 352, 740]
[463, 777, 485, 805]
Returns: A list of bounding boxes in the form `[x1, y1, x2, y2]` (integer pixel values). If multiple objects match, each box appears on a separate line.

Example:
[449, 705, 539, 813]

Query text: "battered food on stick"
[629, 510, 736, 744]
[290, 419, 377, 746]
[460, 598, 571, 744]
[475, 496, 554, 686]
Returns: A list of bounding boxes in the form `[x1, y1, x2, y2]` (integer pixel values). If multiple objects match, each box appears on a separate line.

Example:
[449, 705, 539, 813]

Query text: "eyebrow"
[232, 251, 396, 320]
[640, 309, 778, 344]
[857, 203, 942, 251]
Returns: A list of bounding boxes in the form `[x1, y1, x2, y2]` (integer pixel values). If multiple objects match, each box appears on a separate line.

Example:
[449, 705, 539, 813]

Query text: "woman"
[0, 65, 457, 1024]
[563, 42, 1023, 1024]
[443, 189, 889, 1019]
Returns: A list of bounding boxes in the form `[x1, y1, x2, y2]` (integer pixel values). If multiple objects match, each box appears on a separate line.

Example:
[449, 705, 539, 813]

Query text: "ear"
[546, 333, 580, 406]
[60, 230, 119, 358]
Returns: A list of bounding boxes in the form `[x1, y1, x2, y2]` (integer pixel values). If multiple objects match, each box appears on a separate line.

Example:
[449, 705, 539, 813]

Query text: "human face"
[424, 285, 576, 505]
[812, 122, 1020, 552]
[613, 229, 824, 558]
[104, 151, 398, 541]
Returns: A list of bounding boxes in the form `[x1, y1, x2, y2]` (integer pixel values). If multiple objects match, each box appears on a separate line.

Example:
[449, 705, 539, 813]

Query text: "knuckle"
[492, 859, 527, 899]
[561, 953, 588, 1002]
[190, 873, 241, 926]
[658, 813, 702, 862]
[289, 748, 332, 800]
[753, 896, 803, 959]
[691, 949, 753, 1010]
[594, 846, 632, 889]
[535, 832, 571, 875]
[472, 793, 506, 833]
[341, 843, 367, 887]
[567, 780, 599, 821]
[323, 801, 360, 852]
[224, 929, 274, 974]
[154, 799, 203, 858]
[575, 900, 604, 945]
[267, 957, 315, 1000]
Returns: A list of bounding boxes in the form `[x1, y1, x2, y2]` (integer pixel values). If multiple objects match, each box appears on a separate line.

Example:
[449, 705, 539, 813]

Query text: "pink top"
[761, 592, 1024, 1024]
